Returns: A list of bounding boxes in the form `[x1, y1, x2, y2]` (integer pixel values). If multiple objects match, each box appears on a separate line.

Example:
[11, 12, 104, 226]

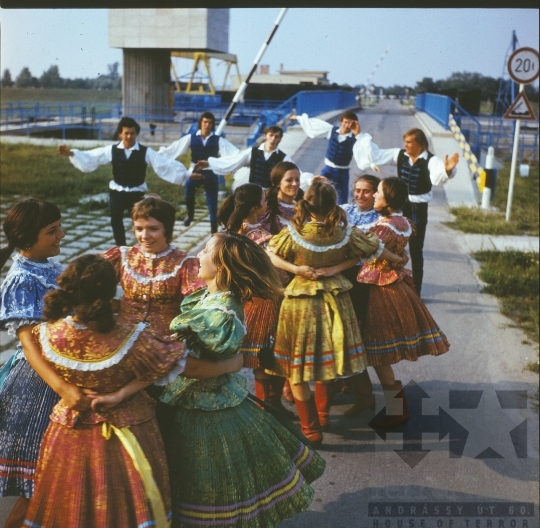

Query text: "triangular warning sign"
[503, 92, 537, 121]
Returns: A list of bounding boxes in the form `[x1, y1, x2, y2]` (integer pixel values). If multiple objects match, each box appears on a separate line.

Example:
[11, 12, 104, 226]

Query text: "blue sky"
[1, 8, 538, 89]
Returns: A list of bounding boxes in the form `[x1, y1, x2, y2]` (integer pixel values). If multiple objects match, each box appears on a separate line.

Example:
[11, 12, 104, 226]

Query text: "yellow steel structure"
[170, 51, 241, 95]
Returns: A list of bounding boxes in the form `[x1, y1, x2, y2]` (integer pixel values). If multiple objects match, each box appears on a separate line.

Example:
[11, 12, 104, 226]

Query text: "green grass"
[0, 143, 196, 209]
[1, 87, 122, 107]
[446, 163, 539, 236]
[472, 250, 539, 346]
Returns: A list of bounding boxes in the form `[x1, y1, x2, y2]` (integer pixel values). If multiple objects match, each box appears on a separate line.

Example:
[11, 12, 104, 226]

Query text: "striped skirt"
[0, 358, 59, 498]
[166, 398, 325, 527]
[241, 297, 280, 369]
[23, 416, 171, 528]
[269, 290, 367, 383]
[362, 279, 450, 366]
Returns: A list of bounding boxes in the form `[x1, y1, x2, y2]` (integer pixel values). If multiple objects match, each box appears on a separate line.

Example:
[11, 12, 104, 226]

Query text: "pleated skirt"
[0, 358, 59, 498]
[23, 417, 171, 528]
[269, 291, 367, 383]
[362, 279, 450, 366]
[166, 398, 326, 528]
[241, 297, 280, 369]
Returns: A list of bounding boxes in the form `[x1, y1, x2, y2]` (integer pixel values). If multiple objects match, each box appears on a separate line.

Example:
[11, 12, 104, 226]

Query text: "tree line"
[1, 63, 121, 91]
[378, 71, 538, 102]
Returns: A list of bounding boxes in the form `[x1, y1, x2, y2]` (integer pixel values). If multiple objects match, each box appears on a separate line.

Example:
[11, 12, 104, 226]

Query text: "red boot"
[314, 382, 333, 431]
[343, 370, 376, 417]
[369, 380, 409, 429]
[294, 396, 323, 447]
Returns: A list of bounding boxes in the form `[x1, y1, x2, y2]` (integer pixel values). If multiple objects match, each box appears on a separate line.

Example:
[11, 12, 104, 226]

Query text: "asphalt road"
[1, 100, 538, 527]
[279, 100, 539, 528]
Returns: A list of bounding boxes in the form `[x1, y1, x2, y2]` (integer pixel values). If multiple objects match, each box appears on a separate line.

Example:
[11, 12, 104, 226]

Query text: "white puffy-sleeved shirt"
[205, 144, 295, 176]
[68, 141, 190, 192]
[352, 138, 456, 203]
[158, 131, 240, 169]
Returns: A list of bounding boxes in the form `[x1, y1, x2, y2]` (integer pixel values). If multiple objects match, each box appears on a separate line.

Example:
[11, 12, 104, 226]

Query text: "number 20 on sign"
[507, 47, 540, 85]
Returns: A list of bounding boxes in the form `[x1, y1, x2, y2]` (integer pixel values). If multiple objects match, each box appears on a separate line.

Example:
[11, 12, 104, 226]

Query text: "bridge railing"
[246, 90, 357, 146]
[416, 93, 538, 162]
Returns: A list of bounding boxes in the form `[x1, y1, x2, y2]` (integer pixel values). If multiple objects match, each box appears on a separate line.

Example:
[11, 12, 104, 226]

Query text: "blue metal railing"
[3, 90, 360, 149]
[415, 93, 453, 129]
[246, 90, 357, 146]
[416, 93, 538, 162]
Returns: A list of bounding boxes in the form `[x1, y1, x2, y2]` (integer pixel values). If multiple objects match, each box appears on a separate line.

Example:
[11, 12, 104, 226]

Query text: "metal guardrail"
[246, 90, 357, 146]
[416, 93, 538, 162]
[2, 91, 358, 148]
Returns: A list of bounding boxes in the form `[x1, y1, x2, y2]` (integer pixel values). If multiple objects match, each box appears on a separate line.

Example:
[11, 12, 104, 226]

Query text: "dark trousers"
[320, 165, 350, 205]
[403, 201, 428, 295]
[184, 170, 219, 222]
[109, 190, 145, 246]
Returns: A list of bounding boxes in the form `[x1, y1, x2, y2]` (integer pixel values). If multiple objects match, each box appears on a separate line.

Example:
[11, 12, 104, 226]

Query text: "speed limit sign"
[507, 47, 540, 84]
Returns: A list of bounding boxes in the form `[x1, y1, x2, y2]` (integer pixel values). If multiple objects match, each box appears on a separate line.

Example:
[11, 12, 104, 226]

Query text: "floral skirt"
[362, 278, 450, 366]
[241, 297, 280, 369]
[0, 357, 59, 498]
[268, 290, 367, 383]
[24, 417, 171, 528]
[166, 398, 325, 528]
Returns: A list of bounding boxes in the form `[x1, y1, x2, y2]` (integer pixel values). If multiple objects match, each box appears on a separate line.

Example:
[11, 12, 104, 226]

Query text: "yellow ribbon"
[102, 422, 170, 528]
[321, 291, 345, 375]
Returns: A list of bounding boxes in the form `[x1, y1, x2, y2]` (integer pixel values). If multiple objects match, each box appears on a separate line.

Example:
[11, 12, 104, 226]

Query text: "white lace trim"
[39, 321, 147, 371]
[379, 216, 413, 238]
[360, 239, 385, 263]
[153, 345, 189, 386]
[278, 200, 295, 209]
[137, 245, 175, 259]
[12, 253, 63, 271]
[65, 316, 88, 330]
[5, 319, 41, 337]
[287, 224, 352, 252]
[120, 247, 194, 284]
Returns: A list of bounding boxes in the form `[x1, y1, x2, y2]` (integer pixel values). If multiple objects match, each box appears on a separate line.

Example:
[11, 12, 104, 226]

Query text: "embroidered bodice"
[341, 205, 380, 232]
[160, 288, 248, 411]
[260, 199, 296, 235]
[33, 317, 185, 427]
[0, 253, 63, 358]
[269, 222, 383, 296]
[357, 214, 414, 286]
[102, 245, 205, 334]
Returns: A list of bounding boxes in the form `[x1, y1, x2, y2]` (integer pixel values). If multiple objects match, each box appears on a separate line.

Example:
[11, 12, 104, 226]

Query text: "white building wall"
[109, 8, 229, 52]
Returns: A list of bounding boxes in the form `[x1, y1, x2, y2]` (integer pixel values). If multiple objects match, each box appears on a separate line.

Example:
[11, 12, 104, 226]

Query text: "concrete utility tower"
[109, 9, 230, 112]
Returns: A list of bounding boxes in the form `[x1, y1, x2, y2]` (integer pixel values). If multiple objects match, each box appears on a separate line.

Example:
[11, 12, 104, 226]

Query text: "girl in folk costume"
[0, 199, 93, 527]
[157, 232, 325, 527]
[266, 181, 403, 444]
[260, 161, 304, 235]
[23, 255, 243, 528]
[355, 178, 450, 428]
[101, 195, 206, 435]
[217, 183, 293, 418]
[338, 174, 383, 416]
[260, 161, 304, 405]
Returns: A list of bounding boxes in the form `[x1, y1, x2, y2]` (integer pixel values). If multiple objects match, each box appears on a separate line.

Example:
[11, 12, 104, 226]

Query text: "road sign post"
[503, 47, 539, 222]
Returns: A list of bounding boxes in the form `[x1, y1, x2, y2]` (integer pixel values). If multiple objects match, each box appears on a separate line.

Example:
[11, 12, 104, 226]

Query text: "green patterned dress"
[160, 288, 326, 528]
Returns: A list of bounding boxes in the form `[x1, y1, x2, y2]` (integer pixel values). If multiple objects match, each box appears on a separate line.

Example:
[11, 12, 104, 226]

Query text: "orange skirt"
[241, 297, 281, 369]
[362, 278, 450, 366]
[24, 417, 171, 528]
